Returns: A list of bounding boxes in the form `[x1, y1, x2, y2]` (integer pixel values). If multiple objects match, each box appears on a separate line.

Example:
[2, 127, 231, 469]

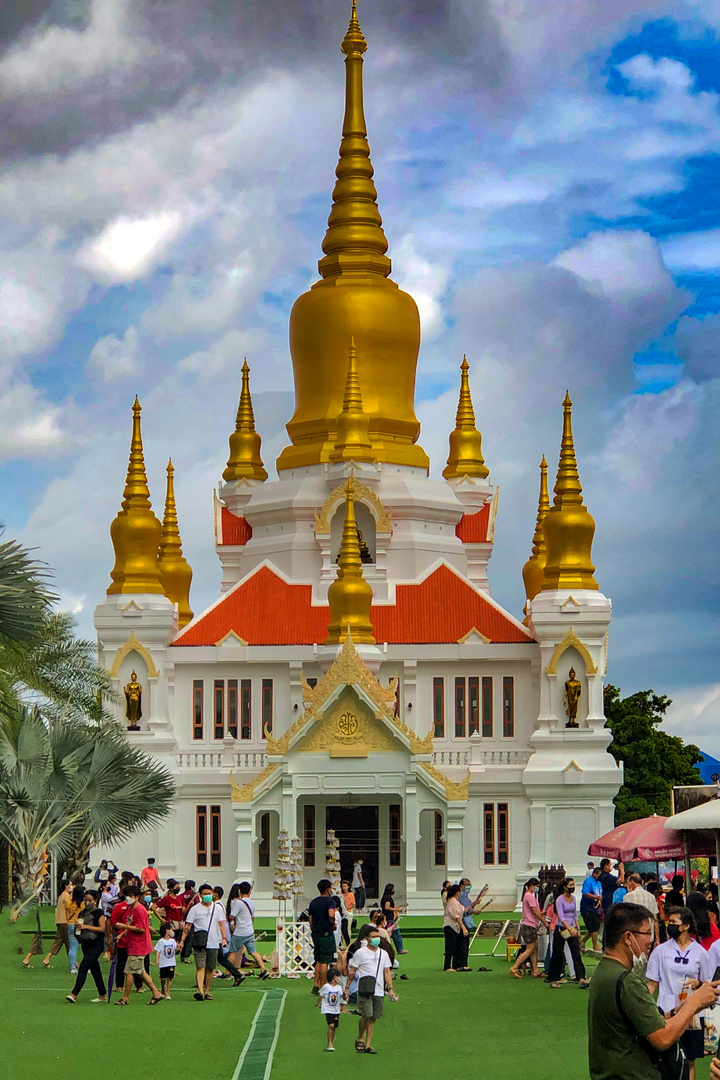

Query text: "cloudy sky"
[2, 0, 719, 753]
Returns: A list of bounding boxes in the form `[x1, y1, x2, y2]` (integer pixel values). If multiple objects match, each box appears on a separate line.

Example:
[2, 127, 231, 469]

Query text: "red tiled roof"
[219, 506, 252, 546]
[456, 503, 490, 543]
[174, 563, 533, 647]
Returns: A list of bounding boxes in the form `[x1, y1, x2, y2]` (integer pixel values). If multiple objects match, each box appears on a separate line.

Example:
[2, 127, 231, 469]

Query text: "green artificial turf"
[2, 913, 713, 1079]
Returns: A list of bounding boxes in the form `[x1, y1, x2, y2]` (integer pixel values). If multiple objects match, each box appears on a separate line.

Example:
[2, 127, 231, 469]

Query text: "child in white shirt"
[317, 967, 342, 1051]
[153, 923, 178, 999]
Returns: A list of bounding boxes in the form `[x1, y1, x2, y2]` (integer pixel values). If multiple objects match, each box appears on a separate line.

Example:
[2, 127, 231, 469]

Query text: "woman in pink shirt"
[510, 878, 548, 979]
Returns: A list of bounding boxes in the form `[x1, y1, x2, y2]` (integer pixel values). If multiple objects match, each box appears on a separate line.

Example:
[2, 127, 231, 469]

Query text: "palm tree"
[0, 528, 54, 649]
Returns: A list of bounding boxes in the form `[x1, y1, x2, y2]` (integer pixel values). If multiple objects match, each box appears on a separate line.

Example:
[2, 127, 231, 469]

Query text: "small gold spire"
[541, 392, 599, 592]
[107, 397, 164, 595]
[223, 359, 268, 482]
[330, 339, 375, 463]
[158, 459, 194, 628]
[522, 456, 550, 605]
[325, 473, 375, 644]
[442, 356, 489, 480]
[318, 0, 391, 278]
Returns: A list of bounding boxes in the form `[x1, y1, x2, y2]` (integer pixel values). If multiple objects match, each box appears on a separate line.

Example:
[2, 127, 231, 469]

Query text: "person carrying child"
[153, 923, 178, 999]
[317, 967, 342, 1051]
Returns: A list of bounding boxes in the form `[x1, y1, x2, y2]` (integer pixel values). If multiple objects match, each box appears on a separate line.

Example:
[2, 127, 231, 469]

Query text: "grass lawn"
[2, 912, 714, 1080]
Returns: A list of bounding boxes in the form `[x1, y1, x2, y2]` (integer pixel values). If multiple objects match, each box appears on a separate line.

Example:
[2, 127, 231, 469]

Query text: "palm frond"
[0, 529, 55, 649]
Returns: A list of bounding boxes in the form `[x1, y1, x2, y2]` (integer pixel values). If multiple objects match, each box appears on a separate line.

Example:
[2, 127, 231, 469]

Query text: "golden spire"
[107, 397, 164, 595]
[223, 359, 268, 482]
[541, 392, 599, 592]
[522, 455, 550, 605]
[158, 459, 194, 628]
[277, 1, 427, 473]
[442, 356, 489, 480]
[329, 338, 375, 463]
[325, 473, 375, 644]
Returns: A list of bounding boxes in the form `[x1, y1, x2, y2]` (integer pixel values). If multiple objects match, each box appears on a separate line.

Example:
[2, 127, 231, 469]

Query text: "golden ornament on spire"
[443, 356, 489, 480]
[158, 459, 194, 628]
[277, 0, 427, 473]
[325, 473, 375, 644]
[522, 455, 550, 605]
[330, 339, 375, 463]
[223, 359, 268, 482]
[541, 392, 599, 592]
[107, 397, 164, 595]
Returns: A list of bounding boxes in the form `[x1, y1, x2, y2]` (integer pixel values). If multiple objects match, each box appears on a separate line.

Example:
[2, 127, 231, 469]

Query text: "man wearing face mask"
[345, 928, 396, 1053]
[179, 883, 229, 1001]
[113, 885, 164, 1005]
[588, 902, 720, 1079]
[152, 879, 185, 939]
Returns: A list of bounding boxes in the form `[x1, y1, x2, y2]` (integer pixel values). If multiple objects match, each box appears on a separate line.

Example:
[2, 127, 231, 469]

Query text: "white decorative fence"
[276, 919, 314, 977]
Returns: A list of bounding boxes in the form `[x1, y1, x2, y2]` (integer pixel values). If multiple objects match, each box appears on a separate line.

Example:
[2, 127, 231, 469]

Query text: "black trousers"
[547, 928, 586, 982]
[443, 926, 468, 970]
[72, 943, 106, 998]
[341, 918, 350, 945]
[217, 949, 243, 979]
[181, 927, 194, 960]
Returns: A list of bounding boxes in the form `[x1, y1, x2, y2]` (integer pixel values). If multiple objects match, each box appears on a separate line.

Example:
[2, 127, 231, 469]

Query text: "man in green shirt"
[588, 901, 719, 1079]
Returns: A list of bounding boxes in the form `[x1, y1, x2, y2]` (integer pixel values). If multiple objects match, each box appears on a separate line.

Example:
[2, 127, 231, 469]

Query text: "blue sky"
[0, 0, 719, 750]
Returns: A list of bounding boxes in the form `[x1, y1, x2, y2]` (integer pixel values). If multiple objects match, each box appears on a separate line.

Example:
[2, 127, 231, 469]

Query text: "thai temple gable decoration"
[418, 762, 471, 802]
[230, 761, 282, 803]
[158, 459, 194, 628]
[541, 392, 599, 592]
[314, 480, 392, 535]
[329, 339, 375, 463]
[223, 359, 268, 483]
[276, 0, 428, 471]
[443, 356, 489, 481]
[325, 475, 376, 645]
[107, 397, 164, 595]
[522, 455, 550, 607]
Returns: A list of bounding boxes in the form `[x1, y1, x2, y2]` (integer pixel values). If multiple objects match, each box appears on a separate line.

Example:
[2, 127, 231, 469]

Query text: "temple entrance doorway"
[326, 804, 379, 899]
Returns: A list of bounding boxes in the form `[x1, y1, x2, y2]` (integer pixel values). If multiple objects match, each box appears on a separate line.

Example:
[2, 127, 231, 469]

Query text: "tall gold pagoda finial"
[330, 338, 375, 463]
[158, 459, 194, 628]
[442, 356, 489, 480]
[325, 473, 376, 644]
[541, 392, 599, 592]
[223, 359, 268, 482]
[107, 397, 164, 595]
[522, 456, 550, 606]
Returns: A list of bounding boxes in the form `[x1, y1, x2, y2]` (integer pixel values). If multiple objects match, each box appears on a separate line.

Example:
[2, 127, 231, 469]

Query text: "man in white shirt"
[229, 881, 270, 980]
[623, 874, 659, 941]
[352, 858, 366, 912]
[179, 884, 228, 1001]
[345, 934, 394, 1054]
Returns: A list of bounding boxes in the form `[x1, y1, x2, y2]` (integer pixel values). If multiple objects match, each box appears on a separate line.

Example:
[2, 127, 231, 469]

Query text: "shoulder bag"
[615, 969, 686, 1080]
[358, 950, 382, 997]
[192, 903, 216, 950]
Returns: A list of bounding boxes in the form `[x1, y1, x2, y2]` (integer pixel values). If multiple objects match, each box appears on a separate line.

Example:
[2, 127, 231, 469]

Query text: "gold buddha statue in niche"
[124, 671, 142, 729]
[564, 667, 581, 728]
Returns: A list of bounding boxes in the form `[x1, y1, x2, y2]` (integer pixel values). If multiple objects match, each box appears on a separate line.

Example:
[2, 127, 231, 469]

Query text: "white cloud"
[393, 235, 450, 340]
[179, 328, 270, 382]
[601, 381, 698, 487]
[662, 228, 720, 271]
[88, 327, 142, 380]
[0, 379, 65, 460]
[665, 684, 720, 757]
[618, 54, 694, 95]
[77, 212, 184, 284]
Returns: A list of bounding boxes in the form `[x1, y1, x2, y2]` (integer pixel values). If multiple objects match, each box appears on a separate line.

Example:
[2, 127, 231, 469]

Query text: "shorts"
[358, 993, 383, 1021]
[159, 966, 175, 979]
[126, 955, 147, 975]
[581, 909, 602, 934]
[312, 933, 336, 966]
[518, 924, 539, 945]
[681, 1022, 705, 1061]
[230, 933, 256, 954]
[193, 946, 219, 971]
[325, 1014, 340, 1027]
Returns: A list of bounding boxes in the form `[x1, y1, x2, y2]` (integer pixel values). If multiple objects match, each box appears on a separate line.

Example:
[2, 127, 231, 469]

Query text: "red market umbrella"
[588, 815, 686, 862]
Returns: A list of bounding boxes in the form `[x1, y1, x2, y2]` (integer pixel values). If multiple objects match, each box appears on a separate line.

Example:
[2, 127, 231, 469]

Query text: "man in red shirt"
[152, 879, 184, 936]
[114, 886, 163, 1005]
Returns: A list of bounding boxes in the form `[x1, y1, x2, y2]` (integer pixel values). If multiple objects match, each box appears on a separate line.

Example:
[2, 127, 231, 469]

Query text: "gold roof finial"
[107, 397, 164, 595]
[522, 456, 550, 606]
[330, 338, 375, 462]
[223, 359, 268, 482]
[325, 473, 375, 644]
[442, 356, 489, 480]
[158, 459, 194, 628]
[541, 392, 599, 592]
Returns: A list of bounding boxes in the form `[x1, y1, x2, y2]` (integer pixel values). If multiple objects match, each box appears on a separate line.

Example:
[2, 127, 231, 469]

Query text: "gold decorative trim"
[230, 762, 281, 803]
[216, 630, 249, 647]
[314, 479, 392, 534]
[545, 626, 597, 676]
[457, 626, 491, 645]
[109, 631, 159, 679]
[563, 760, 582, 772]
[418, 762, 470, 801]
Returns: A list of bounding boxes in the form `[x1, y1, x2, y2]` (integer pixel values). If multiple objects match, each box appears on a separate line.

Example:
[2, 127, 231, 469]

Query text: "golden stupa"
[223, 359, 268, 482]
[277, 1, 428, 472]
[443, 356, 489, 480]
[522, 455, 550, 606]
[326, 474, 376, 644]
[158, 459, 194, 628]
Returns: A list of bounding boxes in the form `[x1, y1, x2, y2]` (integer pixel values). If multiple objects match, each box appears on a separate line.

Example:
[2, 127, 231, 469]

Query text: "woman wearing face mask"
[442, 884, 471, 972]
[380, 884, 408, 955]
[547, 877, 590, 989]
[65, 890, 107, 1003]
[646, 907, 713, 1080]
[510, 878, 548, 979]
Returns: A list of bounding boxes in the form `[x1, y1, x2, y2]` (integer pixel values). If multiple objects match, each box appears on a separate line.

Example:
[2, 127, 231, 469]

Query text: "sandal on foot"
[114, 999, 129, 1005]
[355, 1040, 365, 1052]
[42, 961, 52, 969]
[364, 1047, 378, 1054]
[148, 996, 164, 1005]
[65, 995, 76, 1003]
[509, 969, 522, 979]
[22, 960, 31, 969]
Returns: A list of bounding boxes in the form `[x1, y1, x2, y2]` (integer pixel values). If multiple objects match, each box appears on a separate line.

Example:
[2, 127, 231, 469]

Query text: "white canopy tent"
[666, 799, 720, 885]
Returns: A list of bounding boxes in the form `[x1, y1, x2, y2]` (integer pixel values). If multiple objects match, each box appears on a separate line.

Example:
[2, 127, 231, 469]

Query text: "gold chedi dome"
[158, 459, 194, 628]
[223, 359, 268, 482]
[326, 473, 376, 644]
[277, 1, 428, 473]
[442, 355, 489, 480]
[542, 393, 599, 592]
[329, 338, 375, 463]
[522, 455, 550, 605]
[107, 397, 164, 595]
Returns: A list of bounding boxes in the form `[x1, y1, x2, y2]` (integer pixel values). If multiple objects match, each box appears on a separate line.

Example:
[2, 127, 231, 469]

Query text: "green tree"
[0, 528, 53, 650]
[604, 684, 703, 824]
